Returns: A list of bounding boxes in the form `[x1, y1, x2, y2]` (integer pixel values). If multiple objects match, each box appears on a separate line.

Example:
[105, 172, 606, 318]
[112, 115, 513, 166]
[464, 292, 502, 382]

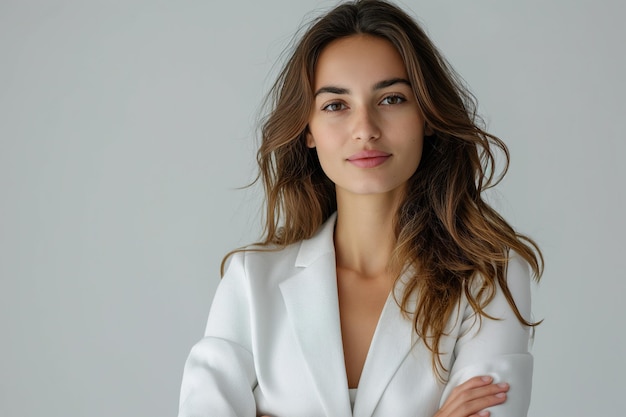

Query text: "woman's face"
[307, 34, 428, 198]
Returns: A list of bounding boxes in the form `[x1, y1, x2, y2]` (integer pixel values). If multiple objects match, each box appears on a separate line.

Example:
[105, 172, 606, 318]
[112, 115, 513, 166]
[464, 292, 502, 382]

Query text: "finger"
[463, 382, 509, 400]
[452, 383, 508, 407]
[448, 377, 508, 401]
[447, 376, 496, 402]
[453, 390, 507, 417]
[453, 376, 495, 391]
[440, 379, 509, 417]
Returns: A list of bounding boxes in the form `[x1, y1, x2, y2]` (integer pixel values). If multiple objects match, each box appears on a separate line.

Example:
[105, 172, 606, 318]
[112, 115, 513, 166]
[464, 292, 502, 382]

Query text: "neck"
[334, 189, 403, 277]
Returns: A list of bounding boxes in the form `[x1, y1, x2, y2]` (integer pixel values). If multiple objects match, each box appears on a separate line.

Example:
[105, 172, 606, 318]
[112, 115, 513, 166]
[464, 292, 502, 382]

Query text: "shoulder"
[470, 250, 533, 324]
[505, 250, 531, 281]
[207, 242, 304, 332]
[467, 250, 531, 302]
[502, 249, 532, 319]
[223, 242, 302, 285]
[446, 250, 534, 361]
[223, 213, 338, 287]
[456, 249, 533, 331]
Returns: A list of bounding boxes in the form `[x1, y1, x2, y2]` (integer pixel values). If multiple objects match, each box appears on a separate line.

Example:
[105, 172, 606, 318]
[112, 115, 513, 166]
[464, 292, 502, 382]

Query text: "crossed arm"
[179, 252, 534, 417]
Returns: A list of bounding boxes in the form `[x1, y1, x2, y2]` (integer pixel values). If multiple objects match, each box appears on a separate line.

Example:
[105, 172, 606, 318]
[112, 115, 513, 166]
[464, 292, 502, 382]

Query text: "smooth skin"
[262, 34, 509, 417]
[434, 376, 509, 417]
[308, 33, 426, 390]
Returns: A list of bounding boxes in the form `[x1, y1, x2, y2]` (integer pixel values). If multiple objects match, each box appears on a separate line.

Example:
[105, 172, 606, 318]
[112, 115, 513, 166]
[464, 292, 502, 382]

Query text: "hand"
[261, 376, 508, 417]
[434, 376, 509, 417]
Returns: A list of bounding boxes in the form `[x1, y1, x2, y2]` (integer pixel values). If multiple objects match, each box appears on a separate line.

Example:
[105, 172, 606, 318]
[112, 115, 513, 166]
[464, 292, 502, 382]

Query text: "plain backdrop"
[1, 0, 624, 416]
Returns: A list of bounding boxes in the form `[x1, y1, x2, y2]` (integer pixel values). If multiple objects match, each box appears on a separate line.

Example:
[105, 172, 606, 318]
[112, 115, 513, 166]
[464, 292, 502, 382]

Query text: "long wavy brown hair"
[226, 0, 543, 378]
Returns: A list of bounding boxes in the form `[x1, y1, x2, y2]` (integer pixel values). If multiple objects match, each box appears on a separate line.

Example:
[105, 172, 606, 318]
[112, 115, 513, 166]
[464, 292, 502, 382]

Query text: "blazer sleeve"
[439, 252, 535, 417]
[178, 252, 257, 417]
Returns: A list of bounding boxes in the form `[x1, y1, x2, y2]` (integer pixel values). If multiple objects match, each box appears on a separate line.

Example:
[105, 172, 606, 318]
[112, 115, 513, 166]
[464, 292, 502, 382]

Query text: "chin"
[338, 182, 408, 197]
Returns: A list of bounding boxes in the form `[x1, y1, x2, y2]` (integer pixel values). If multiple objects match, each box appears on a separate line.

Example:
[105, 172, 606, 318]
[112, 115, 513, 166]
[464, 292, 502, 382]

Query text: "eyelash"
[321, 102, 346, 112]
[380, 94, 406, 105]
[321, 94, 407, 113]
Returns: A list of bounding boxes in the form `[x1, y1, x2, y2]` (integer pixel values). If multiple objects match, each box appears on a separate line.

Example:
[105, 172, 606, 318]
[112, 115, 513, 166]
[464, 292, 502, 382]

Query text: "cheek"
[415, 139, 425, 160]
[405, 135, 425, 171]
[315, 147, 339, 173]
[310, 140, 342, 181]
[308, 123, 340, 150]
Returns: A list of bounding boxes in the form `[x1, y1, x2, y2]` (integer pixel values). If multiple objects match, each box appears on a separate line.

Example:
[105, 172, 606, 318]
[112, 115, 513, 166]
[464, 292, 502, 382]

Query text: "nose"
[352, 106, 381, 141]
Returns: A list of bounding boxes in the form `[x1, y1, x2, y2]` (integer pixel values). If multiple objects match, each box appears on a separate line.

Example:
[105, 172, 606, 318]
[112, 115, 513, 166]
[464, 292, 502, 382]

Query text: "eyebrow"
[314, 77, 411, 97]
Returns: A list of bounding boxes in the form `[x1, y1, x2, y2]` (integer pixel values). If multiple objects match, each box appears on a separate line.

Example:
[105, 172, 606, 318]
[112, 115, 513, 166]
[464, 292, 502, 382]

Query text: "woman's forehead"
[313, 34, 408, 90]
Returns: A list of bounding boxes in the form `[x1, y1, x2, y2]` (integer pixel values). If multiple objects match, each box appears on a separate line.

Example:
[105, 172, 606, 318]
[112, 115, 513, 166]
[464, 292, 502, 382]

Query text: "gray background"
[1, 0, 624, 416]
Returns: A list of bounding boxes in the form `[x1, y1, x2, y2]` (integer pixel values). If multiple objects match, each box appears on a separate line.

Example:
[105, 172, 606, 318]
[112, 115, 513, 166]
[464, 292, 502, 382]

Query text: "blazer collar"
[353, 276, 417, 417]
[280, 213, 417, 417]
[294, 212, 337, 267]
[279, 213, 352, 416]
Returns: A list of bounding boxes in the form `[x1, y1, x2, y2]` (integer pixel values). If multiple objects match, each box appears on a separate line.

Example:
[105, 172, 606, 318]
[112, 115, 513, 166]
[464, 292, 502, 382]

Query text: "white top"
[349, 388, 357, 410]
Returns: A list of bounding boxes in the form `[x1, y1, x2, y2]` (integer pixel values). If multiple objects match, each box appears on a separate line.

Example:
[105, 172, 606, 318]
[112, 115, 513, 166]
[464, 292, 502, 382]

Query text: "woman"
[178, 1, 543, 416]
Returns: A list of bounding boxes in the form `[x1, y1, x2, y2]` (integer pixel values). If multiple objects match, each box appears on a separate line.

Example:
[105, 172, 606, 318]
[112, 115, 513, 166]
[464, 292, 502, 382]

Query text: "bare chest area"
[336, 267, 393, 389]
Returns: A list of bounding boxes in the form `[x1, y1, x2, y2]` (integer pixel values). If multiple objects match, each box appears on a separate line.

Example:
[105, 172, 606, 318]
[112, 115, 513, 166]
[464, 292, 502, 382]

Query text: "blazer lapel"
[352, 274, 417, 417]
[278, 214, 353, 417]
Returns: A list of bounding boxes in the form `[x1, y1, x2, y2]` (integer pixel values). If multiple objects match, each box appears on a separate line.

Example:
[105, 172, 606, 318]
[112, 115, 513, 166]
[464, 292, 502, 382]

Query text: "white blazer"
[178, 213, 534, 417]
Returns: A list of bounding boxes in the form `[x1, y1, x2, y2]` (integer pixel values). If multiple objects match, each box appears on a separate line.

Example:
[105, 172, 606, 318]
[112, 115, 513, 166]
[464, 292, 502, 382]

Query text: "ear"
[306, 130, 316, 148]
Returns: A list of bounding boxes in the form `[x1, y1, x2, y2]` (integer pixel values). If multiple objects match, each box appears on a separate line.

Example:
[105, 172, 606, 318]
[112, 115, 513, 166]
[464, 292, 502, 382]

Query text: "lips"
[347, 149, 391, 168]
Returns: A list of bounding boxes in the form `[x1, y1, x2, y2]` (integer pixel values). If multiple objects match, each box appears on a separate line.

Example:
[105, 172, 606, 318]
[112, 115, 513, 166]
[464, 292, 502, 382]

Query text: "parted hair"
[226, 0, 543, 379]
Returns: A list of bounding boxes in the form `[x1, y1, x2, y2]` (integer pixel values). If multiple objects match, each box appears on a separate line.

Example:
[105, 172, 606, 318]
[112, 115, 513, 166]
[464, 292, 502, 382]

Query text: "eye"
[321, 102, 347, 112]
[380, 94, 406, 105]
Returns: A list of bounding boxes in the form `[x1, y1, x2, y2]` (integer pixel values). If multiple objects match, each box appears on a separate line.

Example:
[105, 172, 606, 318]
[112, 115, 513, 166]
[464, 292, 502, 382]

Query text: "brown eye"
[322, 102, 347, 112]
[380, 95, 405, 105]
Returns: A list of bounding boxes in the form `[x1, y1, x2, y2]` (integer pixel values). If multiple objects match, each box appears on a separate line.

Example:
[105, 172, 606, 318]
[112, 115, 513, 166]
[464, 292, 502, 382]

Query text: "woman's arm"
[439, 252, 535, 417]
[434, 376, 510, 417]
[178, 252, 257, 417]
